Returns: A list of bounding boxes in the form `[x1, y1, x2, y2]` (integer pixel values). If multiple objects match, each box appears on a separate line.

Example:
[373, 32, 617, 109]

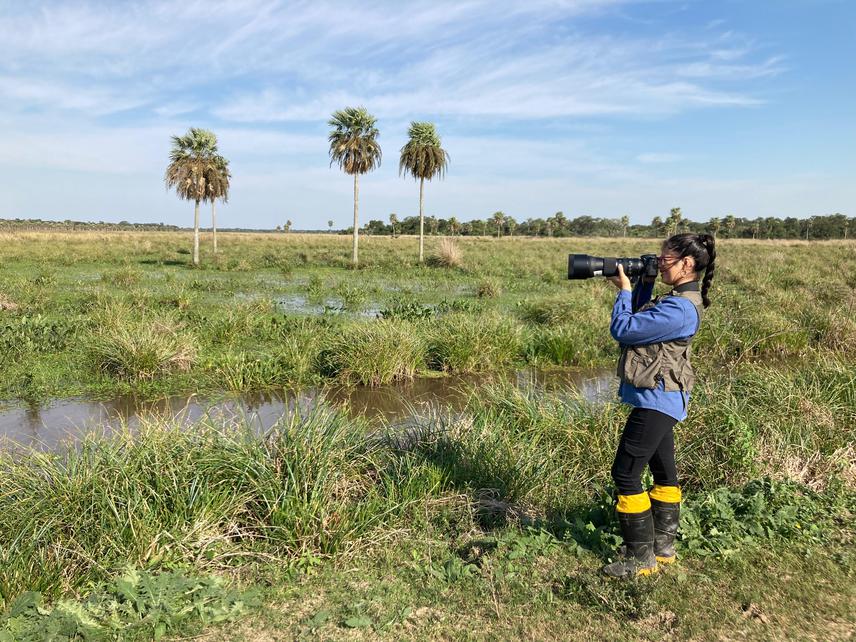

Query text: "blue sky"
[0, 0, 853, 229]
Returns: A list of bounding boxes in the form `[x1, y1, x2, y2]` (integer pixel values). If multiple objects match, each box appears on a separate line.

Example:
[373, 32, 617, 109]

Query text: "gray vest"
[617, 283, 704, 392]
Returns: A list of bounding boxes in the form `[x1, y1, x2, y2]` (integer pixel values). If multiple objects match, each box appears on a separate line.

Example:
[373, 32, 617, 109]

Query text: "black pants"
[611, 407, 679, 495]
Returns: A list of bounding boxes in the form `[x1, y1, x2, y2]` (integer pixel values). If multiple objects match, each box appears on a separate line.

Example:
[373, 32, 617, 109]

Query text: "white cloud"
[1, 0, 775, 123]
[1, 1, 849, 227]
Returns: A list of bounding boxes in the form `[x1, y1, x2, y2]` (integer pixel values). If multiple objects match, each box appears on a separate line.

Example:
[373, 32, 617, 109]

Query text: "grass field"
[0, 231, 854, 640]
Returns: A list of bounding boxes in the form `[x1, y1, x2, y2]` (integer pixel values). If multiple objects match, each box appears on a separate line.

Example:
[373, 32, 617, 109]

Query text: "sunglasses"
[657, 255, 682, 267]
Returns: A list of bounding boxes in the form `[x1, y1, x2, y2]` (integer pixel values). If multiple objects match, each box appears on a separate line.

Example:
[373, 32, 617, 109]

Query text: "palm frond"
[165, 128, 229, 203]
[399, 121, 449, 181]
[328, 106, 382, 175]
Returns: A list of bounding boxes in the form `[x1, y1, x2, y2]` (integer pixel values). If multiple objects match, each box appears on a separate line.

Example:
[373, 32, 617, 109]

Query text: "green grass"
[1, 363, 852, 601]
[0, 231, 853, 400]
[1, 231, 855, 639]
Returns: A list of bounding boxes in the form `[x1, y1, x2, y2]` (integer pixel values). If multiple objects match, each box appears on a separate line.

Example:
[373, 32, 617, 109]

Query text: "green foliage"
[427, 313, 523, 372]
[476, 279, 500, 298]
[680, 478, 834, 556]
[328, 107, 382, 176]
[0, 409, 410, 604]
[0, 569, 253, 641]
[378, 299, 435, 321]
[0, 315, 77, 365]
[100, 266, 142, 287]
[320, 319, 425, 385]
[335, 283, 369, 311]
[399, 121, 449, 182]
[88, 316, 197, 381]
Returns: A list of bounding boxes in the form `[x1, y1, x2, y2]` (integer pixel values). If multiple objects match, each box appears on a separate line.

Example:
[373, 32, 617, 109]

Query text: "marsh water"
[0, 367, 614, 451]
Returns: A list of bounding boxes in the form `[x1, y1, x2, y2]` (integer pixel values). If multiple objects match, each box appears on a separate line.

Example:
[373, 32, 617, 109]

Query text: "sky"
[0, 0, 854, 229]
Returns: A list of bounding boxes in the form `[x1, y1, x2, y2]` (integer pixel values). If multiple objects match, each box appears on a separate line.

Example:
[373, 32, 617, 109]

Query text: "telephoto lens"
[567, 254, 657, 280]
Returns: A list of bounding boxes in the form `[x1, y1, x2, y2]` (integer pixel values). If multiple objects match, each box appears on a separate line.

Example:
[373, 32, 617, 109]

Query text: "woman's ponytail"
[699, 234, 716, 308]
[663, 232, 717, 308]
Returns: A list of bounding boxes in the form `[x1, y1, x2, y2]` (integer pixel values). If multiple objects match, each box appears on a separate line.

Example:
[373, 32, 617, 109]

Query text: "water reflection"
[0, 367, 615, 452]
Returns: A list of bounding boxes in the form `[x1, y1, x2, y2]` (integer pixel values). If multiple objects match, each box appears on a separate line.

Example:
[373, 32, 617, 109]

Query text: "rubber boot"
[651, 499, 680, 564]
[602, 509, 658, 578]
[649, 485, 681, 564]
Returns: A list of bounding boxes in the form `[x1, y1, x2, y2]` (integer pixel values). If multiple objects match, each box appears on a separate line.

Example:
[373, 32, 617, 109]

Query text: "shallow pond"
[0, 367, 615, 451]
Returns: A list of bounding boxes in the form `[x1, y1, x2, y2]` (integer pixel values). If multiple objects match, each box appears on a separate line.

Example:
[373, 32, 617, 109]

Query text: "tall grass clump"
[88, 316, 197, 381]
[428, 313, 523, 372]
[476, 279, 500, 299]
[0, 408, 408, 605]
[320, 319, 425, 386]
[100, 265, 142, 287]
[401, 383, 621, 515]
[428, 238, 463, 268]
[525, 324, 615, 367]
[209, 338, 321, 391]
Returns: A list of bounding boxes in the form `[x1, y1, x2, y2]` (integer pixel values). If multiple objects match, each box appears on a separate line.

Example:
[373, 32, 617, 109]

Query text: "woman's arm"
[631, 277, 655, 313]
[611, 296, 694, 345]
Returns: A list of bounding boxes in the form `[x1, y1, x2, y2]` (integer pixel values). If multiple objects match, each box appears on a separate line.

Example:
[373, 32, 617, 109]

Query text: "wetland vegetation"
[0, 231, 854, 640]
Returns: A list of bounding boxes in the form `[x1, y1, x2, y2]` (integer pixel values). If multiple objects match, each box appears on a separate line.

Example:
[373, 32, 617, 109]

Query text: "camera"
[567, 254, 659, 280]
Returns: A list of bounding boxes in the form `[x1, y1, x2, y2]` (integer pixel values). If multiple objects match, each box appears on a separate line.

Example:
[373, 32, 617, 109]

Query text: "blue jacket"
[610, 280, 701, 421]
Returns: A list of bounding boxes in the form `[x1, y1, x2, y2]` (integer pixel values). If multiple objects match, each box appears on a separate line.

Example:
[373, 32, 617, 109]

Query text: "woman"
[602, 233, 716, 578]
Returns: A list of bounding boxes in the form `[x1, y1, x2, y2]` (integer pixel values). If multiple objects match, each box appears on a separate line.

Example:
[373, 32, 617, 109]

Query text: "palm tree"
[553, 211, 567, 236]
[448, 216, 459, 235]
[328, 107, 382, 266]
[651, 216, 663, 238]
[668, 207, 683, 236]
[709, 217, 721, 238]
[724, 214, 737, 238]
[492, 211, 505, 238]
[206, 154, 230, 255]
[399, 122, 449, 262]
[506, 216, 517, 237]
[165, 127, 219, 266]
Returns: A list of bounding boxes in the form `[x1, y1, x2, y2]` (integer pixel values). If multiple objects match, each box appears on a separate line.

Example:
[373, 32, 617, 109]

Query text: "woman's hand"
[608, 264, 632, 292]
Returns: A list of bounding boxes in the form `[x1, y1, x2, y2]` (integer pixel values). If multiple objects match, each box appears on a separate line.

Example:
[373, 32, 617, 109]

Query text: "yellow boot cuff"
[617, 492, 651, 514]
[649, 485, 681, 503]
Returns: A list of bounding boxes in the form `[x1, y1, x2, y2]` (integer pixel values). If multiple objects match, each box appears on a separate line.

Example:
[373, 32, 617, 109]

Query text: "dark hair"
[663, 233, 716, 308]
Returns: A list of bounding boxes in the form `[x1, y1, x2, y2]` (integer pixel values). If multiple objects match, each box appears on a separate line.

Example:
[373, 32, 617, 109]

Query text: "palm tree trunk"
[212, 200, 218, 254]
[353, 173, 359, 266]
[419, 177, 425, 263]
[193, 200, 200, 266]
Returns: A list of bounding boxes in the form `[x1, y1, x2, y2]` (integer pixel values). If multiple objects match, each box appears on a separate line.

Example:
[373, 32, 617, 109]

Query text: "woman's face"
[658, 247, 696, 285]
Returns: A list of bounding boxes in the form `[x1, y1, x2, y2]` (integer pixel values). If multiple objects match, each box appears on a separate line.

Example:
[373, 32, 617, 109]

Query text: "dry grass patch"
[428, 238, 463, 268]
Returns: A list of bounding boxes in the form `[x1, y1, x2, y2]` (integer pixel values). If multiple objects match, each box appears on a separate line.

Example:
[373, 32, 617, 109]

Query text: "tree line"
[352, 209, 853, 240]
[0, 219, 181, 232]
